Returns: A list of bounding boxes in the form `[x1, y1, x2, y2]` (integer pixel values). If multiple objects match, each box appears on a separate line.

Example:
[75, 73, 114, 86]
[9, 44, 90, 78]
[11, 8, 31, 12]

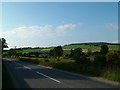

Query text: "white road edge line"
[36, 71, 61, 83]
[24, 66, 32, 70]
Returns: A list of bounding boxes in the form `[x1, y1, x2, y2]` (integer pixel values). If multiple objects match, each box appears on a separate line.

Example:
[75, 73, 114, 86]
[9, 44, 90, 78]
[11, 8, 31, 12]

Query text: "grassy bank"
[2, 61, 14, 88]
[17, 57, 120, 82]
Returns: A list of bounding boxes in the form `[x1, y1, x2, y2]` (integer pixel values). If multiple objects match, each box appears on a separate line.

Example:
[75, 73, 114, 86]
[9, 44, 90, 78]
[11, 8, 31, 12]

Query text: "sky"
[0, 2, 118, 48]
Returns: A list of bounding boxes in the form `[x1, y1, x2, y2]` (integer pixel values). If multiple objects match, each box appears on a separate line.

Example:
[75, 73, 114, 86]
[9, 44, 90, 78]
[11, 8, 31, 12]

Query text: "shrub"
[45, 60, 49, 62]
[59, 56, 64, 59]
[73, 48, 82, 62]
[106, 51, 120, 66]
[102, 66, 120, 81]
[100, 45, 109, 54]
[69, 49, 74, 57]
[34, 52, 39, 58]
[87, 48, 92, 56]
[93, 54, 107, 69]
[49, 49, 54, 56]
[74, 52, 90, 64]
[79, 55, 91, 64]
[93, 51, 101, 55]
[53, 46, 63, 57]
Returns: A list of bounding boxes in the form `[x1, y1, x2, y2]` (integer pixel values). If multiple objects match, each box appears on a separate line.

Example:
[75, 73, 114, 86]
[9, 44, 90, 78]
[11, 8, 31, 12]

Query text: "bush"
[87, 48, 92, 56]
[53, 46, 63, 57]
[92, 51, 101, 55]
[100, 45, 109, 54]
[49, 49, 54, 56]
[106, 51, 120, 66]
[74, 52, 91, 65]
[102, 66, 120, 81]
[93, 54, 107, 69]
[45, 60, 49, 62]
[73, 48, 82, 62]
[69, 49, 74, 57]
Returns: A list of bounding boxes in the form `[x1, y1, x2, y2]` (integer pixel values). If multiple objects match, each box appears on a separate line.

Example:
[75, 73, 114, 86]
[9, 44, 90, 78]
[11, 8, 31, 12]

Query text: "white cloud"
[106, 23, 118, 30]
[57, 24, 78, 31]
[1, 25, 54, 38]
[0, 23, 82, 48]
[1, 23, 80, 39]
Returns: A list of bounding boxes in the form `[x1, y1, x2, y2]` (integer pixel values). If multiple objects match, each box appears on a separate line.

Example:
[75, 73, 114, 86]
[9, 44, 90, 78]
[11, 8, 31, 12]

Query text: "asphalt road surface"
[3, 59, 119, 88]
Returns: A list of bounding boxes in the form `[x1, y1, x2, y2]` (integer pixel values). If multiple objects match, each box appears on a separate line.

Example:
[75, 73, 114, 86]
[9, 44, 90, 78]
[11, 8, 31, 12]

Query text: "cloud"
[0, 23, 82, 48]
[57, 24, 78, 31]
[1, 25, 58, 39]
[1, 23, 80, 39]
[106, 23, 118, 30]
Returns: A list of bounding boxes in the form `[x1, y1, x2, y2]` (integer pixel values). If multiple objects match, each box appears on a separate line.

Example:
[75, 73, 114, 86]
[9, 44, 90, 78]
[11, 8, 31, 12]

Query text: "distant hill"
[64, 42, 120, 46]
[3, 42, 120, 52]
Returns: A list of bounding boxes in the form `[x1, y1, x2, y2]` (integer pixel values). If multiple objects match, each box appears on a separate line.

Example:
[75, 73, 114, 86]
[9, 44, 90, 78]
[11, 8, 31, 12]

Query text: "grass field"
[19, 45, 119, 55]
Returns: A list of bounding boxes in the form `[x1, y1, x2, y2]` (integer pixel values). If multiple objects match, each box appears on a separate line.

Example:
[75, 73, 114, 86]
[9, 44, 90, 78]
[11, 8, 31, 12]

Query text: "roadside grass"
[102, 66, 120, 82]
[17, 57, 120, 82]
[2, 61, 14, 88]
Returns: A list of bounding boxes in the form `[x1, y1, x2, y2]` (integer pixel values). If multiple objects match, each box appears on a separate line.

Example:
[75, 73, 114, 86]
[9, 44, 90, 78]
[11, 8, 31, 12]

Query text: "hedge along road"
[3, 59, 119, 88]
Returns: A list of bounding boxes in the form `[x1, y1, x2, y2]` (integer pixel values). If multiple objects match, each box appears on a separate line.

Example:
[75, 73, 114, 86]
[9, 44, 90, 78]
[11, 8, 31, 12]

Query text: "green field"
[20, 45, 119, 55]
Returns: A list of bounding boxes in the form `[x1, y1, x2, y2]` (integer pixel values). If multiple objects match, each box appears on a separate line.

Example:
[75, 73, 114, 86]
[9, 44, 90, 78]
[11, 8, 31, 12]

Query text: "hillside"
[3, 42, 120, 54]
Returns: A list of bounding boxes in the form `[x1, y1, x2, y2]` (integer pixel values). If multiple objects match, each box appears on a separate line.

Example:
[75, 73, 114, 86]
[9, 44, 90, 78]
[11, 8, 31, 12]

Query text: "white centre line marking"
[36, 71, 61, 83]
[24, 66, 32, 70]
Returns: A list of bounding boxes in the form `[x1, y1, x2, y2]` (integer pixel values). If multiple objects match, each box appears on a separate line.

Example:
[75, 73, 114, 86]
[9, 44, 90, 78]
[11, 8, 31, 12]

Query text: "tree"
[100, 45, 109, 54]
[1, 38, 8, 51]
[106, 51, 120, 66]
[93, 54, 107, 69]
[69, 49, 74, 57]
[73, 48, 82, 63]
[7, 49, 17, 57]
[49, 49, 54, 56]
[53, 46, 63, 57]
[34, 52, 39, 58]
[23, 53, 27, 57]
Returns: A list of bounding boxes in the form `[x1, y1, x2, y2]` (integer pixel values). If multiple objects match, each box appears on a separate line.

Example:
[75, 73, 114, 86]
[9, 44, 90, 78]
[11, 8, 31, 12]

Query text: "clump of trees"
[50, 46, 63, 58]
[70, 48, 90, 64]
[68, 44, 119, 70]
[7, 49, 22, 57]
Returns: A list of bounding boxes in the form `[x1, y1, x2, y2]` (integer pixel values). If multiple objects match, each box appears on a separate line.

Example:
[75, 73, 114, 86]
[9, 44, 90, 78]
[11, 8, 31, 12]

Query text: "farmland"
[20, 44, 119, 55]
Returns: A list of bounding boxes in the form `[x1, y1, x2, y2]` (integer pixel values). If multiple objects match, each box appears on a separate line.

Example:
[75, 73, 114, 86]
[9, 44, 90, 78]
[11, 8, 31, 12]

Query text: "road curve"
[3, 59, 119, 88]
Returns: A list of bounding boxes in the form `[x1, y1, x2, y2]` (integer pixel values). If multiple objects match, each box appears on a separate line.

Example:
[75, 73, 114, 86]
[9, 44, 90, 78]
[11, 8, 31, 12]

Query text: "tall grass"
[102, 66, 120, 82]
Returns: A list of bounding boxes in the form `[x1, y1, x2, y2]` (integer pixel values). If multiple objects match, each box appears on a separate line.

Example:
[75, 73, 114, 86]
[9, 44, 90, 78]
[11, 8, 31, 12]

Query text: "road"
[3, 59, 119, 88]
